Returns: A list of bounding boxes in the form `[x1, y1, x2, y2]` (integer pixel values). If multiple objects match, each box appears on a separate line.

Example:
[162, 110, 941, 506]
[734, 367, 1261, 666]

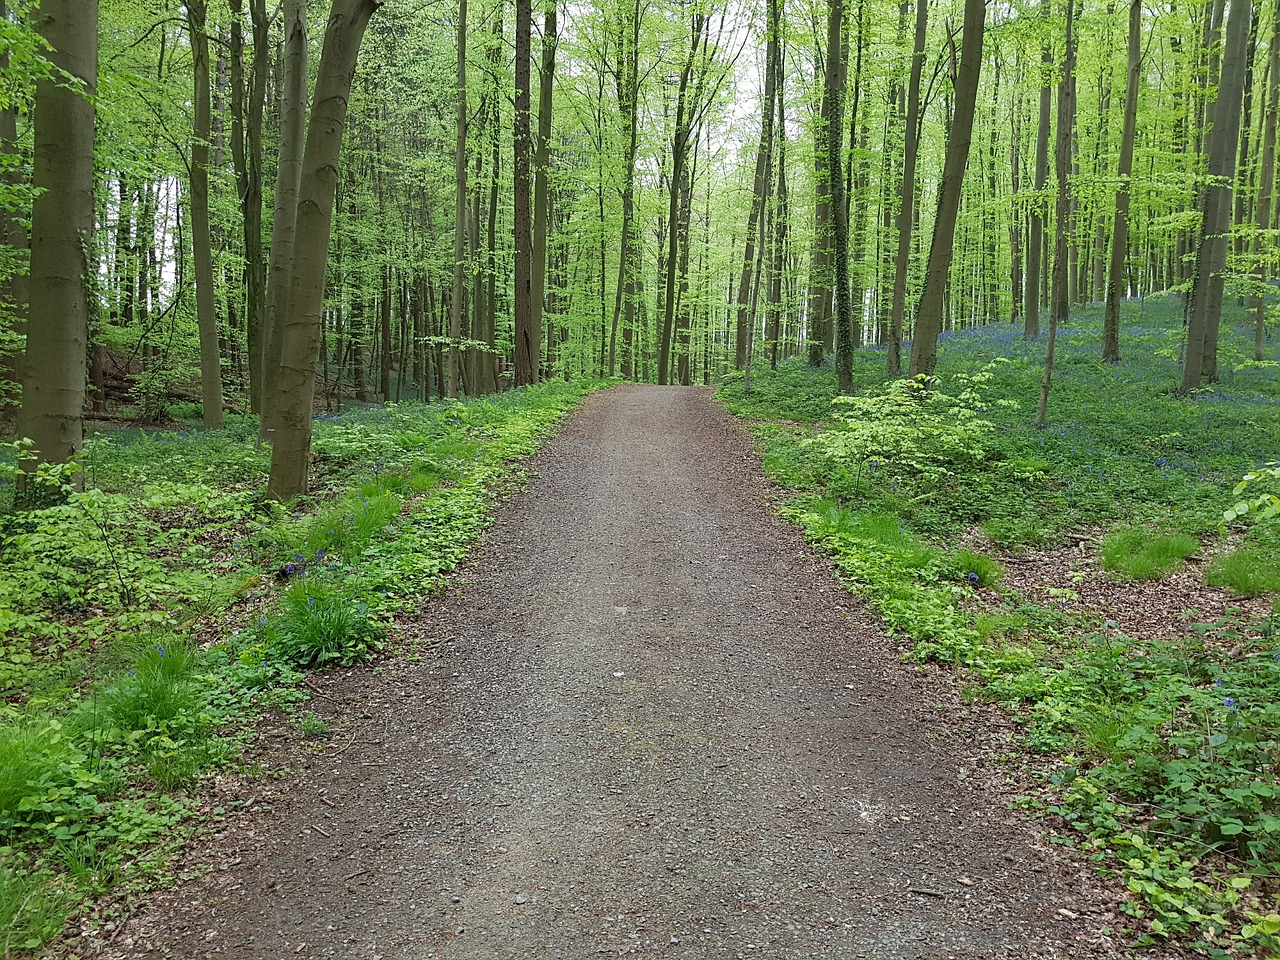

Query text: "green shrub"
[264, 576, 384, 668]
[1100, 527, 1199, 580]
[1205, 547, 1280, 597]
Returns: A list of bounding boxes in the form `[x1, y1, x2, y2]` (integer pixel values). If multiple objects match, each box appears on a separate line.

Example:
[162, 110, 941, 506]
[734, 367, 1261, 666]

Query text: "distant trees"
[4, 0, 1280, 493]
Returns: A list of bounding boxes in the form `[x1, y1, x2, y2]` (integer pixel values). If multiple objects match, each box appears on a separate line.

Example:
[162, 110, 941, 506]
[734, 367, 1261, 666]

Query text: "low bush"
[1206, 547, 1280, 597]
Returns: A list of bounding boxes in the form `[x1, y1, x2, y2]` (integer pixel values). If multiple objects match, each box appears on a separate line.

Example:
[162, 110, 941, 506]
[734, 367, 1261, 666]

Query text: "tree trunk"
[513, 0, 538, 387]
[612, 0, 641, 380]
[268, 0, 380, 498]
[735, 0, 778, 370]
[532, 0, 558, 379]
[907, 0, 985, 378]
[828, 0, 855, 393]
[888, 0, 927, 374]
[1025, 39, 1052, 338]
[448, 0, 468, 398]
[0, 0, 26, 415]
[259, 0, 307, 443]
[1037, 0, 1077, 428]
[660, 15, 705, 386]
[1181, 0, 1253, 392]
[1250, 0, 1280, 360]
[17, 0, 96, 476]
[1103, 0, 1141, 363]
[186, 0, 224, 429]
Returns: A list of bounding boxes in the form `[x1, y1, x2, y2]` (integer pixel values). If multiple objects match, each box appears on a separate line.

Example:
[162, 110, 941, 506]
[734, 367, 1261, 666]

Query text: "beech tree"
[17, 0, 96, 475]
[268, 0, 381, 498]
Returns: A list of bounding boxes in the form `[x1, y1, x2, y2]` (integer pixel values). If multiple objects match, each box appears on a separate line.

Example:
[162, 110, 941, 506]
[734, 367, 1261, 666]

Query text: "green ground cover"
[720, 299, 1280, 957]
[0, 381, 600, 955]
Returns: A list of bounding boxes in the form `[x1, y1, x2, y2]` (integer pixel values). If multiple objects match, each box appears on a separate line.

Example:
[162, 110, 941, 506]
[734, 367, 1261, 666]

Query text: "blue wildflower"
[967, 572, 980, 585]
[156, 645, 166, 657]
[1215, 679, 1223, 686]
[1225, 696, 1236, 708]
[285, 562, 297, 574]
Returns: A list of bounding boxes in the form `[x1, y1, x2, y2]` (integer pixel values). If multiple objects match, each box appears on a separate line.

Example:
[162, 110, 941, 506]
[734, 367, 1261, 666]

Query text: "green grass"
[1100, 528, 1200, 580]
[721, 303, 1280, 951]
[0, 867, 68, 955]
[1206, 547, 1280, 597]
[0, 380, 605, 951]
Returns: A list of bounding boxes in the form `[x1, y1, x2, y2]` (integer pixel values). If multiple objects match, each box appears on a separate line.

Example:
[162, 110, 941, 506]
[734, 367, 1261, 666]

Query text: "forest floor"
[75, 386, 1167, 960]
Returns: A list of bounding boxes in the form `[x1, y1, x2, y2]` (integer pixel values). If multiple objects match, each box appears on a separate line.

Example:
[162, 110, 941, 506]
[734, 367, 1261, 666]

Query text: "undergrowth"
[721, 302, 1280, 956]
[0, 381, 601, 952]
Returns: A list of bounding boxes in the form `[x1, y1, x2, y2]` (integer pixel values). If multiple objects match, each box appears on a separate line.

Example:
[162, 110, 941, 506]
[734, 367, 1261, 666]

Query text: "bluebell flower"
[967, 572, 980, 585]
[156, 645, 166, 657]
[1214, 679, 1223, 686]
[1225, 696, 1236, 708]
[285, 562, 297, 574]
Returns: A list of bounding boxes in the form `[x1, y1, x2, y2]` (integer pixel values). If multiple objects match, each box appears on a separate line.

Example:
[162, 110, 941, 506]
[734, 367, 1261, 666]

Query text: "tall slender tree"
[513, 0, 538, 387]
[268, 0, 381, 498]
[1102, 0, 1142, 363]
[888, 0, 927, 375]
[907, 0, 986, 378]
[1180, 0, 1254, 392]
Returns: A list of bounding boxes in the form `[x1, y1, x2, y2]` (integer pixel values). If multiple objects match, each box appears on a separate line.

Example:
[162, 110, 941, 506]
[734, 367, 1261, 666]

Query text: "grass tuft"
[264, 576, 384, 668]
[1205, 547, 1280, 597]
[1100, 527, 1199, 580]
[0, 868, 68, 955]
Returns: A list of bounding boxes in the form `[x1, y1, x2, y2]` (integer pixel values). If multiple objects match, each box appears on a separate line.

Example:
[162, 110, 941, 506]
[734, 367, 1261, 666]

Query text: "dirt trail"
[113, 386, 1137, 960]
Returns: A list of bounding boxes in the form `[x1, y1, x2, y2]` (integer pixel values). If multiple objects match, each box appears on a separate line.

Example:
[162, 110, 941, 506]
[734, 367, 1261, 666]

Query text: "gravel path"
[116, 385, 1136, 960]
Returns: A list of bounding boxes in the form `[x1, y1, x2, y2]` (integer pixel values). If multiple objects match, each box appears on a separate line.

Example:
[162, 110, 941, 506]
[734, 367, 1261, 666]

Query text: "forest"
[1, 0, 1280, 955]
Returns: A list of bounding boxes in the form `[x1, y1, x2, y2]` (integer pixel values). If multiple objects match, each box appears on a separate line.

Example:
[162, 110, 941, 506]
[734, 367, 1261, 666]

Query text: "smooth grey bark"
[448, 0, 468, 398]
[1249, 0, 1280, 360]
[1037, 0, 1077, 429]
[268, 0, 380, 498]
[513, 0, 538, 387]
[17, 0, 96, 476]
[907, 0, 985, 379]
[735, 0, 778, 370]
[1103, 0, 1142, 363]
[1180, 0, 1254, 392]
[1025, 39, 1052, 338]
[888, 0, 927, 375]
[827, 0, 854, 393]
[260, 0, 307, 442]
[185, 0, 224, 428]
[532, 0, 558, 378]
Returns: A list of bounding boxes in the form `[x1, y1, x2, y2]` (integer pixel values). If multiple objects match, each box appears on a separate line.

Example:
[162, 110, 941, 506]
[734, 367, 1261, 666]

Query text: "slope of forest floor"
[718, 298, 1280, 957]
[0, 381, 603, 957]
[60, 386, 1156, 960]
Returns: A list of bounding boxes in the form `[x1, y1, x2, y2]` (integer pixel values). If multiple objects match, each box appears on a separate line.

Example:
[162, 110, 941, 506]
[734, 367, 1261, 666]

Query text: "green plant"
[947, 547, 1004, 588]
[1206, 547, 1280, 597]
[0, 867, 69, 955]
[299, 711, 332, 739]
[1100, 527, 1199, 580]
[0, 722, 87, 832]
[100, 638, 209, 737]
[264, 576, 384, 668]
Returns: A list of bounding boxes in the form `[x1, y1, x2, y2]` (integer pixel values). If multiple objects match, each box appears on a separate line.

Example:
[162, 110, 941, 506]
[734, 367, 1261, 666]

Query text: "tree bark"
[828, 0, 855, 393]
[185, 1, 224, 429]
[259, 0, 307, 442]
[448, 0, 468, 398]
[1103, 0, 1141, 363]
[1250, 0, 1280, 359]
[1037, 0, 1077, 428]
[907, 0, 985, 379]
[17, 0, 96, 475]
[268, 0, 380, 498]
[888, 0, 927, 375]
[230, 0, 268, 414]
[0, 0, 27, 413]
[736, 0, 779, 370]
[1025, 39, 1052, 338]
[612, 0, 641, 379]
[1180, 0, 1253, 392]
[532, 0, 558, 379]
[513, 0, 538, 387]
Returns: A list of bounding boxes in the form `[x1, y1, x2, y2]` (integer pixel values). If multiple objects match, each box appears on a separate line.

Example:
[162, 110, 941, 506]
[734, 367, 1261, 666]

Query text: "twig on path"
[311, 825, 332, 838]
[907, 887, 945, 898]
[303, 679, 343, 704]
[345, 868, 369, 882]
[318, 795, 336, 808]
[330, 729, 359, 755]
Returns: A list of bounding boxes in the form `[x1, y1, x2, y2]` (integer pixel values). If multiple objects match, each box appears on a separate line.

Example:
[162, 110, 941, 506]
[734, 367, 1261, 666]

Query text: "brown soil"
[75, 386, 1182, 960]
